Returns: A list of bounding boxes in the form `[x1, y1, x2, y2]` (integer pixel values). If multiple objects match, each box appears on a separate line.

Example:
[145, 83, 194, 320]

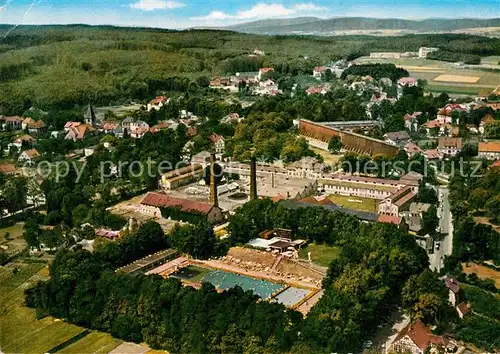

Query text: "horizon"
[0, 0, 497, 30]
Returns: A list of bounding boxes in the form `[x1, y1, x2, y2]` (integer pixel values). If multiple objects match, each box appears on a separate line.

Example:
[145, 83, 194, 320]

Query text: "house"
[424, 149, 442, 160]
[21, 118, 46, 134]
[0, 163, 17, 175]
[377, 214, 402, 225]
[64, 121, 82, 132]
[147, 96, 170, 111]
[409, 202, 432, 218]
[253, 48, 265, 56]
[378, 185, 417, 216]
[95, 228, 121, 241]
[397, 77, 418, 88]
[3, 116, 23, 131]
[102, 122, 123, 137]
[65, 124, 96, 141]
[139, 192, 223, 223]
[12, 134, 36, 149]
[390, 319, 448, 354]
[404, 142, 423, 157]
[445, 276, 461, 306]
[18, 148, 41, 164]
[489, 159, 500, 169]
[437, 103, 467, 124]
[313, 66, 328, 78]
[121, 117, 133, 132]
[456, 302, 471, 319]
[129, 120, 150, 139]
[478, 142, 500, 160]
[221, 112, 242, 124]
[383, 131, 410, 147]
[257, 67, 274, 80]
[479, 114, 497, 134]
[404, 112, 421, 132]
[210, 133, 225, 154]
[306, 86, 329, 95]
[437, 137, 462, 157]
[191, 151, 211, 166]
[419, 47, 439, 58]
[84, 104, 97, 126]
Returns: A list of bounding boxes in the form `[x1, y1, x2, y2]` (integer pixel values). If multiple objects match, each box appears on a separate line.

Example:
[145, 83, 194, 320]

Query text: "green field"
[0, 223, 26, 255]
[299, 243, 340, 267]
[0, 261, 124, 354]
[327, 194, 379, 213]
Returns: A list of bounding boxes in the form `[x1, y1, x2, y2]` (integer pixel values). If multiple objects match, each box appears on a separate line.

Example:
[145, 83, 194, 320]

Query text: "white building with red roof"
[390, 320, 449, 354]
[147, 96, 170, 111]
[257, 67, 274, 80]
[397, 77, 418, 88]
[18, 148, 41, 164]
[312, 66, 328, 78]
[210, 133, 226, 154]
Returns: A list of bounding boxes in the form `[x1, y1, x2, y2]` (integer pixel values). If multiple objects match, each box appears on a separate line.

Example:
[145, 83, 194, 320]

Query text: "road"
[429, 186, 453, 271]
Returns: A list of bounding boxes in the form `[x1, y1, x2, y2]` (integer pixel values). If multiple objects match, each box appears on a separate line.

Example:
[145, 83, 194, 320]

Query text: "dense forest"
[1, 26, 499, 113]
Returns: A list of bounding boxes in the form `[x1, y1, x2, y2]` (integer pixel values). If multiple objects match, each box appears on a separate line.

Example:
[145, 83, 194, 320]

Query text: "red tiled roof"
[260, 67, 274, 74]
[438, 137, 462, 149]
[14, 134, 36, 143]
[314, 66, 327, 72]
[5, 116, 23, 122]
[423, 119, 443, 129]
[0, 163, 16, 174]
[149, 96, 168, 105]
[445, 277, 460, 293]
[479, 142, 500, 153]
[457, 302, 470, 316]
[64, 121, 81, 128]
[489, 160, 500, 168]
[377, 214, 402, 225]
[210, 133, 224, 143]
[187, 126, 197, 137]
[393, 320, 432, 352]
[405, 142, 423, 154]
[394, 191, 416, 207]
[22, 148, 41, 159]
[102, 122, 119, 130]
[398, 77, 417, 85]
[141, 192, 214, 215]
[424, 149, 441, 159]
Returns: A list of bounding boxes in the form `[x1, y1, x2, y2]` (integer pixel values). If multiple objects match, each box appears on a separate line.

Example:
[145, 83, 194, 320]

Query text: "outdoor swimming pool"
[171, 266, 284, 299]
[272, 287, 311, 306]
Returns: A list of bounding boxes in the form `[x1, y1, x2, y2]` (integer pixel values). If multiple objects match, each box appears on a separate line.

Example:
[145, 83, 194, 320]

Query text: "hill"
[224, 17, 500, 35]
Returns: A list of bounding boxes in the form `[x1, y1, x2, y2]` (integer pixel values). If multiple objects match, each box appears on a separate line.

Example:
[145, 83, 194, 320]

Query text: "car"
[362, 341, 373, 349]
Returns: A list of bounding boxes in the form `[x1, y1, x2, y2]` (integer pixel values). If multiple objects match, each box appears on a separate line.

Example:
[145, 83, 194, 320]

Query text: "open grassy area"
[0, 222, 26, 255]
[299, 243, 340, 267]
[172, 265, 212, 282]
[462, 284, 500, 319]
[327, 194, 379, 213]
[462, 262, 500, 288]
[0, 260, 125, 354]
[310, 147, 343, 166]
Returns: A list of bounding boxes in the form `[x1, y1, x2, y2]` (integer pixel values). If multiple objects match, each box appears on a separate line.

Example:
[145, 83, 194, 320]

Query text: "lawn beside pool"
[299, 243, 340, 267]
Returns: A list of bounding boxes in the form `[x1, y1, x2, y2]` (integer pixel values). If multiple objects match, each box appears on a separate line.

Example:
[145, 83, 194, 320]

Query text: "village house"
[102, 122, 123, 137]
[210, 133, 226, 154]
[18, 148, 41, 165]
[306, 86, 329, 95]
[437, 137, 462, 157]
[312, 66, 328, 78]
[2, 116, 23, 131]
[0, 163, 17, 175]
[257, 67, 274, 81]
[478, 141, 500, 160]
[445, 276, 461, 306]
[65, 123, 96, 141]
[404, 142, 423, 157]
[377, 214, 402, 225]
[147, 96, 170, 111]
[22, 118, 46, 135]
[390, 319, 449, 354]
[424, 149, 442, 160]
[221, 112, 242, 124]
[139, 192, 224, 223]
[404, 112, 421, 132]
[12, 134, 36, 150]
[129, 120, 150, 139]
[383, 131, 410, 147]
[397, 77, 418, 88]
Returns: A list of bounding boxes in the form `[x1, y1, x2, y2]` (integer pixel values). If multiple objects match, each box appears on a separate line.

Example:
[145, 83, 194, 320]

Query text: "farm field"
[0, 222, 26, 255]
[0, 260, 131, 354]
[299, 243, 340, 267]
[327, 194, 379, 213]
[462, 262, 500, 288]
[354, 56, 500, 96]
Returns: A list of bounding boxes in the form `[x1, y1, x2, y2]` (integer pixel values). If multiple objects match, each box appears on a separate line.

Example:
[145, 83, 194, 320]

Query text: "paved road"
[429, 186, 453, 271]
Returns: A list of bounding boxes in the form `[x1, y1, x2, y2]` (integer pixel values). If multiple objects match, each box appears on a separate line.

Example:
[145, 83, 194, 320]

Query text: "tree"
[328, 136, 342, 154]
[469, 188, 489, 212]
[421, 205, 439, 235]
[486, 195, 500, 224]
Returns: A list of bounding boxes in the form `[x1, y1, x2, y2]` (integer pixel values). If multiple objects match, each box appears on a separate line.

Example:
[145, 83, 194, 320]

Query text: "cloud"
[191, 2, 327, 21]
[129, 0, 185, 11]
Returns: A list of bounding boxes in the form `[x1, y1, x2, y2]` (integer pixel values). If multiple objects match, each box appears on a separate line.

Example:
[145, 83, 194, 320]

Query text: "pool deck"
[193, 259, 321, 290]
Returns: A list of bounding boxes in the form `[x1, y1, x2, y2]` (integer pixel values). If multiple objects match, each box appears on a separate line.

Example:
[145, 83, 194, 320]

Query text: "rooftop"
[141, 192, 215, 215]
[479, 141, 500, 153]
[117, 249, 178, 274]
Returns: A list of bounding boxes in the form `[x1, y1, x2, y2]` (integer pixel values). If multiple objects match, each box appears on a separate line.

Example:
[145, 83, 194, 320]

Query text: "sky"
[0, 0, 498, 29]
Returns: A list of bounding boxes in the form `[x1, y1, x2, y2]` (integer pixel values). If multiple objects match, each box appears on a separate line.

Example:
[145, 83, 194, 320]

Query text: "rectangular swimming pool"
[171, 265, 285, 299]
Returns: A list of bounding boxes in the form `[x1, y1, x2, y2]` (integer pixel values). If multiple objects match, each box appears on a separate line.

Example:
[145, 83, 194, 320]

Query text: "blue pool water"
[173, 266, 284, 299]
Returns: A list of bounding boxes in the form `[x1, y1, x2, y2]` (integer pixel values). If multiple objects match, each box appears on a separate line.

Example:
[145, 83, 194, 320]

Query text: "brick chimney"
[250, 156, 258, 201]
[209, 152, 218, 206]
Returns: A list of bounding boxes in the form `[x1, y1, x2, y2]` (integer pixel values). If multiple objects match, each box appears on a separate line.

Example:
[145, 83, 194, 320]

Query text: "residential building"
[377, 214, 402, 225]
[456, 302, 471, 319]
[0, 163, 17, 175]
[424, 149, 442, 160]
[445, 276, 461, 306]
[129, 120, 150, 139]
[409, 202, 432, 218]
[390, 320, 448, 354]
[404, 142, 423, 157]
[2, 116, 23, 131]
[210, 133, 226, 154]
[312, 66, 328, 78]
[12, 134, 36, 149]
[65, 123, 96, 141]
[18, 148, 41, 164]
[418, 47, 439, 58]
[257, 67, 274, 80]
[437, 137, 462, 157]
[404, 112, 421, 132]
[306, 86, 329, 95]
[378, 185, 417, 216]
[383, 131, 410, 147]
[147, 96, 170, 111]
[478, 142, 500, 160]
[22, 118, 46, 134]
[437, 103, 467, 124]
[397, 77, 418, 88]
[479, 114, 497, 134]
[139, 192, 223, 223]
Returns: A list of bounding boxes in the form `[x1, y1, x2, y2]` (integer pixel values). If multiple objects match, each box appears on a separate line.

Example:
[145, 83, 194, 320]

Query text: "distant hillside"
[224, 17, 500, 35]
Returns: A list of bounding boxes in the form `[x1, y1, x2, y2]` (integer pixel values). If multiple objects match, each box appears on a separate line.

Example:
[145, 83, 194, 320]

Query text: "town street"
[429, 186, 454, 271]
